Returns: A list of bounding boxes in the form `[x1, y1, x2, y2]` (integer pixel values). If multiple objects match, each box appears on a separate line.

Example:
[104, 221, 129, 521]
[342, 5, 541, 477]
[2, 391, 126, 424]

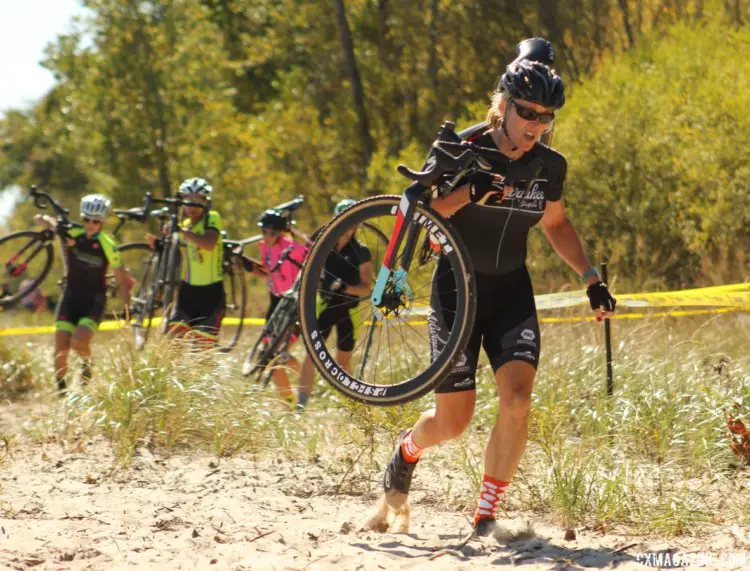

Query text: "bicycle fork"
[370, 183, 425, 306]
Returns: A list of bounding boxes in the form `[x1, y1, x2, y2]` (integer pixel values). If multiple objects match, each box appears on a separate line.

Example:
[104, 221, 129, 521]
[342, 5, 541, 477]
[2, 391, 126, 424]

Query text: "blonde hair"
[485, 91, 510, 130]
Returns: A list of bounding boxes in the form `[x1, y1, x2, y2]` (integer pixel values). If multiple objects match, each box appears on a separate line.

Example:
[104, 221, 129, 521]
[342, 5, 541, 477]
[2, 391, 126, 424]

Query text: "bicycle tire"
[260, 334, 295, 389]
[244, 326, 287, 381]
[0, 231, 54, 307]
[242, 297, 294, 379]
[107, 242, 151, 315]
[159, 235, 181, 335]
[298, 195, 476, 406]
[219, 252, 247, 353]
[120, 242, 160, 350]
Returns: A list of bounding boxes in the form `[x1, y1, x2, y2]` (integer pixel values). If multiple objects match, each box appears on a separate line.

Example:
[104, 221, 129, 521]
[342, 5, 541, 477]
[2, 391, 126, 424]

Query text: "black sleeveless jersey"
[445, 122, 567, 275]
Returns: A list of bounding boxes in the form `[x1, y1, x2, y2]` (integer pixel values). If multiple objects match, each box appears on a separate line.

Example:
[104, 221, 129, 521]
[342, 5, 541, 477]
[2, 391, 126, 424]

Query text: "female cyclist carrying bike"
[36, 194, 131, 393]
[148, 178, 226, 346]
[250, 208, 308, 406]
[366, 39, 616, 536]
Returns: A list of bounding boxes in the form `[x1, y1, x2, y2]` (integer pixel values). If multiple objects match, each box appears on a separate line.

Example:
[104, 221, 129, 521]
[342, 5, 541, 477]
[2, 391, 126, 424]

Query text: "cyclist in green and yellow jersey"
[166, 177, 225, 346]
[36, 194, 131, 393]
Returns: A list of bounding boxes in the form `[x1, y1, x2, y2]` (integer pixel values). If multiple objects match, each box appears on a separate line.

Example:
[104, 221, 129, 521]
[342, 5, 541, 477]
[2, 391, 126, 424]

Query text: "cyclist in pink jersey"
[252, 208, 308, 406]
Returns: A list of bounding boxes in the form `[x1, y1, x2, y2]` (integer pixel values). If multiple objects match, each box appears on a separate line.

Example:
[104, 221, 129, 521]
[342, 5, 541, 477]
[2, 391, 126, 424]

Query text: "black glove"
[240, 255, 260, 273]
[468, 170, 499, 202]
[586, 281, 616, 313]
[320, 277, 344, 303]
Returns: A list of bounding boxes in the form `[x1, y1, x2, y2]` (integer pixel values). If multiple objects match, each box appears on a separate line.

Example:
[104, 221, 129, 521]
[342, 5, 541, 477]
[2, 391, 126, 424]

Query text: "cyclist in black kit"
[366, 38, 616, 536]
[36, 194, 131, 393]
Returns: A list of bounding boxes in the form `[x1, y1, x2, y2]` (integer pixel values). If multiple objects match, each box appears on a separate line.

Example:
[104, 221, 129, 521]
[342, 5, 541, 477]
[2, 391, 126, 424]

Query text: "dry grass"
[2, 311, 749, 537]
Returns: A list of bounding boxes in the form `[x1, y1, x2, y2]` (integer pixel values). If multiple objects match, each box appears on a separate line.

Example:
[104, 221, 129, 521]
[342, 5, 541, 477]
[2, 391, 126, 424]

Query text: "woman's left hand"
[586, 281, 616, 321]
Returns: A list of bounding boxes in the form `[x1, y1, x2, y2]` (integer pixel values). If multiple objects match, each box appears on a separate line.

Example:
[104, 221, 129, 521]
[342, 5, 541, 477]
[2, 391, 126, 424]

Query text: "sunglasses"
[512, 101, 555, 125]
[262, 228, 281, 236]
[82, 217, 103, 225]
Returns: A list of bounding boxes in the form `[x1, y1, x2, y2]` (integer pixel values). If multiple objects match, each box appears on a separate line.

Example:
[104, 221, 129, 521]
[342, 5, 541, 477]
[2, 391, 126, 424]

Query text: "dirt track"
[1, 399, 748, 571]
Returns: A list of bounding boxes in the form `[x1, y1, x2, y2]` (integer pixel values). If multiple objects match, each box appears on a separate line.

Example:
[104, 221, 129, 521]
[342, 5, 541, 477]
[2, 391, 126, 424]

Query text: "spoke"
[400, 320, 434, 347]
[390, 322, 418, 380]
[385, 314, 395, 387]
[408, 267, 457, 298]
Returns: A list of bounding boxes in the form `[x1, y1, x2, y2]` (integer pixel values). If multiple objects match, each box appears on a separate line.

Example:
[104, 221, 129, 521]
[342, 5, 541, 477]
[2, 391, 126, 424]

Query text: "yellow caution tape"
[535, 282, 750, 309]
[1, 283, 748, 337]
[539, 306, 750, 323]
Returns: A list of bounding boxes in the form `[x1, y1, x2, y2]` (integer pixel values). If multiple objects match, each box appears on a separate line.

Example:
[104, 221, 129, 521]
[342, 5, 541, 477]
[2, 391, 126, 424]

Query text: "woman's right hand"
[147, 233, 157, 250]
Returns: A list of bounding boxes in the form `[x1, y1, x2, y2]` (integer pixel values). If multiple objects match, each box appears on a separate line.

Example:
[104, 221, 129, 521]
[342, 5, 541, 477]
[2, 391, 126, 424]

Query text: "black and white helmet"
[178, 177, 213, 197]
[80, 194, 111, 219]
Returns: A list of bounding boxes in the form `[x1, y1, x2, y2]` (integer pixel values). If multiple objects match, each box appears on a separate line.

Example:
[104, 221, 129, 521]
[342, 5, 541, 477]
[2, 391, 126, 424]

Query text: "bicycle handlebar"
[113, 207, 149, 223]
[28, 185, 70, 219]
[273, 195, 304, 213]
[113, 193, 207, 224]
[396, 121, 543, 188]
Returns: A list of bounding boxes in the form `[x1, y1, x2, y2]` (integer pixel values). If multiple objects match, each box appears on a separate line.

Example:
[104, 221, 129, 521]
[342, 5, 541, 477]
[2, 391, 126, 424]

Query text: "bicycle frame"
[371, 124, 472, 306]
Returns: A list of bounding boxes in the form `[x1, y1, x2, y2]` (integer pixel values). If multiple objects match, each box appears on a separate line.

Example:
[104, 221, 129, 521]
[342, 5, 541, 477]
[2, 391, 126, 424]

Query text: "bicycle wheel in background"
[219, 252, 247, 352]
[357, 221, 389, 272]
[298, 195, 476, 406]
[0, 231, 54, 307]
[119, 242, 160, 350]
[107, 242, 153, 318]
[159, 236, 182, 335]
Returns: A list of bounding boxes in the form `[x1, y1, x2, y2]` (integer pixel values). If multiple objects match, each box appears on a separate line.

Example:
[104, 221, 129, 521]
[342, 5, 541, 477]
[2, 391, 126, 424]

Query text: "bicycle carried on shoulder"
[0, 186, 135, 308]
[112, 194, 212, 350]
[297, 121, 544, 406]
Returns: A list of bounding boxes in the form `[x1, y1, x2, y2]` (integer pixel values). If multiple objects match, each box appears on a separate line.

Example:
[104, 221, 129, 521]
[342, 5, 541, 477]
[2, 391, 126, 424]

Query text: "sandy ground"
[0, 400, 748, 571]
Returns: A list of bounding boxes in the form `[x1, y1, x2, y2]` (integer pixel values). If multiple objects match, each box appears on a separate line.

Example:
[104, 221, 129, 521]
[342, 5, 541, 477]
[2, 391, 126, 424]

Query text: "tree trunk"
[128, 0, 171, 197]
[333, 0, 373, 171]
[618, 0, 635, 48]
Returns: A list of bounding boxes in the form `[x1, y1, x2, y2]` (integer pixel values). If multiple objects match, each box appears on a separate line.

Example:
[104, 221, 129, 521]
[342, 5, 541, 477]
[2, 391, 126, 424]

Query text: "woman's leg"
[54, 330, 72, 392]
[71, 324, 96, 384]
[485, 361, 536, 481]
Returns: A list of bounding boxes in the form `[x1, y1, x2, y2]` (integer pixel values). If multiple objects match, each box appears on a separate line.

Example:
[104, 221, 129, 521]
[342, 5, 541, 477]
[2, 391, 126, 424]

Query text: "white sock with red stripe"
[400, 429, 424, 463]
[473, 474, 509, 526]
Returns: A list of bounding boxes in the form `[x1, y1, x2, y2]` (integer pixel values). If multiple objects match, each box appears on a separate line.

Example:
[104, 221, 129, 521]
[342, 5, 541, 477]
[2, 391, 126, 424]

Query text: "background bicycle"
[239, 196, 390, 388]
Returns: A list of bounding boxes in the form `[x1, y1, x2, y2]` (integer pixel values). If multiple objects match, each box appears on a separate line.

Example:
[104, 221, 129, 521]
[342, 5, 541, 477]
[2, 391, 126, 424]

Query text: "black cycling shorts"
[169, 281, 226, 341]
[430, 265, 540, 393]
[317, 300, 358, 352]
[55, 290, 106, 333]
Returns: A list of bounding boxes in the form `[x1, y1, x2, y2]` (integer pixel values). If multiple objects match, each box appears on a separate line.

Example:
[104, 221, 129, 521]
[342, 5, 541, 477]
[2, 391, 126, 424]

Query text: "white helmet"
[80, 194, 111, 219]
[178, 177, 213, 197]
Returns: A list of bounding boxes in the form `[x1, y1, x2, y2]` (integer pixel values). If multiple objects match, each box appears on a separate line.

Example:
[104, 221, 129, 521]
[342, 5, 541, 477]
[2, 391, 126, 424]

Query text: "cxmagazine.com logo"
[636, 551, 748, 568]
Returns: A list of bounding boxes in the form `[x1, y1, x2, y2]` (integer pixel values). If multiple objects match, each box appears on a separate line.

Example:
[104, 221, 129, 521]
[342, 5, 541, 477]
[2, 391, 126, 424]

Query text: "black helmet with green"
[334, 198, 356, 216]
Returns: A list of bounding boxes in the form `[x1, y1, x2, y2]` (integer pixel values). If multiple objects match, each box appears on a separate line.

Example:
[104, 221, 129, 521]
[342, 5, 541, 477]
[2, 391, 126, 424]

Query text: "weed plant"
[8, 313, 750, 536]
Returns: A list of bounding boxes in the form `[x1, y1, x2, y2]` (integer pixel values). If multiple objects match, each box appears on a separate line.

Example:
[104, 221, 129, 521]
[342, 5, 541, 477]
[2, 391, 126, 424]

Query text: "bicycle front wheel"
[119, 242, 160, 350]
[298, 195, 476, 406]
[219, 252, 247, 352]
[0, 231, 54, 307]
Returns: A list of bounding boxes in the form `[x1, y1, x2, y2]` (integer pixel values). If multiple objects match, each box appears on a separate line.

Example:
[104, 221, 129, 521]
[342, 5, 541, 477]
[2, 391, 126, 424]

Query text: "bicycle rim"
[298, 195, 476, 406]
[0, 231, 54, 306]
[159, 240, 181, 335]
[121, 242, 159, 349]
[219, 253, 247, 352]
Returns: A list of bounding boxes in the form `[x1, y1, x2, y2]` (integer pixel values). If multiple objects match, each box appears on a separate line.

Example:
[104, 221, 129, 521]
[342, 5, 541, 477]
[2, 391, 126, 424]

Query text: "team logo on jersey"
[450, 351, 470, 374]
[93, 242, 100, 250]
